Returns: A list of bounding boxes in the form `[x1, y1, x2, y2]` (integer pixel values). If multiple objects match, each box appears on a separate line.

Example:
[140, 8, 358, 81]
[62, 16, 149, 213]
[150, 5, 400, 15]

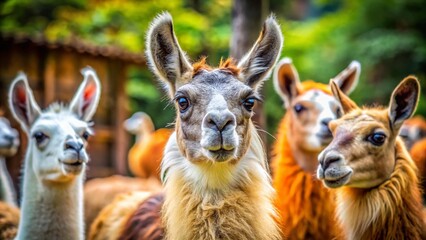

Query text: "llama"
[317, 76, 425, 239]
[9, 68, 101, 240]
[271, 57, 360, 239]
[0, 117, 20, 206]
[400, 115, 426, 150]
[0, 117, 20, 240]
[89, 12, 283, 240]
[84, 175, 162, 235]
[410, 138, 426, 204]
[124, 111, 173, 180]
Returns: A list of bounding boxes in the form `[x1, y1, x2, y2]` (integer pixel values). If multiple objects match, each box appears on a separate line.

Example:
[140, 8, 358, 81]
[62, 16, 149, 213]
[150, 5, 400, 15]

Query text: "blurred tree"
[230, 0, 269, 145]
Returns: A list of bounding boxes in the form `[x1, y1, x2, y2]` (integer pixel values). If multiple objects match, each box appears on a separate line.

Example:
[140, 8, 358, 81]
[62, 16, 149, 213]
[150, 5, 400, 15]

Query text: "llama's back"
[84, 175, 162, 235]
[119, 192, 164, 240]
[0, 201, 20, 240]
[88, 191, 153, 240]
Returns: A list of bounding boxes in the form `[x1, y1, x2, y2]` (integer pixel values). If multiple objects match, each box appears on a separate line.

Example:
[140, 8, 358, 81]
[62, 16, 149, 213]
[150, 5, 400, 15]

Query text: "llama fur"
[272, 81, 336, 239]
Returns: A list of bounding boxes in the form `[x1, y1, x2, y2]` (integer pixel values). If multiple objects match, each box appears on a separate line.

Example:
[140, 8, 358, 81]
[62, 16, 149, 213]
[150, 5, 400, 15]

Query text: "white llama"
[0, 117, 20, 206]
[9, 68, 101, 240]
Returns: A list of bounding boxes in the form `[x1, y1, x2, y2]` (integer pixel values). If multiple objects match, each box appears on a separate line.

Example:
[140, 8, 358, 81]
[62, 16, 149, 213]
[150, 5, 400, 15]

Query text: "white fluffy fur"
[9, 69, 101, 240]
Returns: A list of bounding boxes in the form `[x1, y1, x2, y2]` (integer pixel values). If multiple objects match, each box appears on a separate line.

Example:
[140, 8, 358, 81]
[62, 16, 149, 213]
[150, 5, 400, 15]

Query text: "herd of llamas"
[0, 12, 425, 240]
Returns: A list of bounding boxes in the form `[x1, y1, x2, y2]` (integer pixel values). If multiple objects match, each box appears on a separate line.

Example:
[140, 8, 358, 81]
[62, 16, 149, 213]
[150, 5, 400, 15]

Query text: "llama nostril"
[65, 141, 83, 152]
[4, 134, 14, 142]
[321, 154, 341, 170]
[204, 112, 236, 132]
[320, 118, 333, 135]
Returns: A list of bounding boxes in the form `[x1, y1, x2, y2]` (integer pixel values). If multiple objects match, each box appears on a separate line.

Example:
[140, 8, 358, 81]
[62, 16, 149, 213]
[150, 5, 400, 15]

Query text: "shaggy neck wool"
[16, 151, 84, 240]
[336, 139, 425, 240]
[161, 124, 281, 240]
[272, 81, 336, 239]
[272, 113, 336, 239]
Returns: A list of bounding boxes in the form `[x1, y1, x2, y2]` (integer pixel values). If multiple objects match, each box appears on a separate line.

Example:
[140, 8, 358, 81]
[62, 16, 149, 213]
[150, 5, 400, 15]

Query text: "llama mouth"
[61, 159, 85, 173]
[207, 148, 235, 162]
[323, 171, 352, 188]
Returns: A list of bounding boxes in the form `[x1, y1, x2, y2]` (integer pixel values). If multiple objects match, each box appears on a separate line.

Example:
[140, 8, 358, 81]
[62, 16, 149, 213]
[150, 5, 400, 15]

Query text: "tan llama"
[272, 57, 360, 239]
[89, 12, 284, 240]
[317, 76, 425, 239]
[9, 69, 101, 240]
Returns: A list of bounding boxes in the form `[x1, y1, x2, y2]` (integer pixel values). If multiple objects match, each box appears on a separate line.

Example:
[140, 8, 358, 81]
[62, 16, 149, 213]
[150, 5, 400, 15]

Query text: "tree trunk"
[230, 0, 269, 147]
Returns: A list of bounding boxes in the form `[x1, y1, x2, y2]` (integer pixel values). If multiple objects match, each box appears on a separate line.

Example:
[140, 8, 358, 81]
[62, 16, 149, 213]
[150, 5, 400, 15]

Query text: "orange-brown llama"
[400, 115, 426, 150]
[272, 58, 360, 239]
[89, 12, 283, 240]
[124, 112, 173, 180]
[317, 76, 425, 239]
[410, 138, 426, 204]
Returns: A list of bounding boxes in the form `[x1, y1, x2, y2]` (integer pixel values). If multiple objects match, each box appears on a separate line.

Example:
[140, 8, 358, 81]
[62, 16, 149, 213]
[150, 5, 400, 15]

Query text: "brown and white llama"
[0, 116, 20, 239]
[124, 111, 172, 180]
[271, 57, 360, 239]
[317, 76, 425, 239]
[9, 68, 101, 240]
[89, 12, 283, 240]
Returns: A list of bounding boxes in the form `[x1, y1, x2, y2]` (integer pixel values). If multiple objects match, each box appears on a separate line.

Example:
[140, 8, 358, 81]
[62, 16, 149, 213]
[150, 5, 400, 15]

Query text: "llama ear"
[273, 58, 301, 108]
[8, 72, 41, 132]
[69, 67, 101, 121]
[330, 79, 359, 114]
[238, 15, 283, 91]
[388, 76, 420, 131]
[146, 12, 193, 99]
[332, 60, 360, 95]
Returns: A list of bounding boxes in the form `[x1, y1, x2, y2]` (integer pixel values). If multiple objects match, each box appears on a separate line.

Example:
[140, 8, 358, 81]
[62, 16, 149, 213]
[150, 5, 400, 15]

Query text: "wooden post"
[230, 0, 269, 145]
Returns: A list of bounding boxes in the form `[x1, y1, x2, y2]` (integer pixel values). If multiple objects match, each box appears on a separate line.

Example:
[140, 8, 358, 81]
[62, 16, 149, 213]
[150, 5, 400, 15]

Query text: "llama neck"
[0, 157, 17, 206]
[336, 140, 425, 240]
[272, 114, 336, 239]
[161, 126, 281, 240]
[136, 118, 155, 143]
[16, 153, 84, 240]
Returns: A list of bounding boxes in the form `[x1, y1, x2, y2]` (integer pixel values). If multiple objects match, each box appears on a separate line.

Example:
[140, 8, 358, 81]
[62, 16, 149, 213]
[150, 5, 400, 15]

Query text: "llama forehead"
[0, 118, 12, 133]
[178, 70, 253, 104]
[31, 111, 89, 136]
[294, 90, 338, 114]
[334, 112, 390, 135]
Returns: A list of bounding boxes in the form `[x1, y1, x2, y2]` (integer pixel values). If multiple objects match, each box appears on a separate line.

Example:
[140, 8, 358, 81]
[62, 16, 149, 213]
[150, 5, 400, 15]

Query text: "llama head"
[9, 68, 101, 182]
[273, 58, 360, 152]
[146, 12, 282, 163]
[124, 112, 154, 135]
[0, 117, 20, 157]
[399, 115, 426, 150]
[317, 76, 420, 188]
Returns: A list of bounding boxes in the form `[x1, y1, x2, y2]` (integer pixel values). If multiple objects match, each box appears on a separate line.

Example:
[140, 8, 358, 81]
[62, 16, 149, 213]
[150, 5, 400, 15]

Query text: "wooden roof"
[0, 33, 146, 64]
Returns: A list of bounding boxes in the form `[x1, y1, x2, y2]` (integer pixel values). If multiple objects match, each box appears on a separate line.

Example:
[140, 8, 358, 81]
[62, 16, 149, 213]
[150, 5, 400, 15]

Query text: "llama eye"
[293, 104, 306, 114]
[82, 131, 90, 141]
[336, 108, 342, 118]
[242, 98, 256, 112]
[33, 132, 48, 145]
[177, 97, 190, 113]
[367, 132, 386, 146]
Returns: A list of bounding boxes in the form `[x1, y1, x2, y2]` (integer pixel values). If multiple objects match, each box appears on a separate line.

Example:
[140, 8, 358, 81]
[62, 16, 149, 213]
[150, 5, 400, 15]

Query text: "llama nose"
[321, 118, 332, 133]
[4, 134, 15, 142]
[204, 111, 236, 132]
[65, 140, 83, 152]
[319, 151, 342, 170]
